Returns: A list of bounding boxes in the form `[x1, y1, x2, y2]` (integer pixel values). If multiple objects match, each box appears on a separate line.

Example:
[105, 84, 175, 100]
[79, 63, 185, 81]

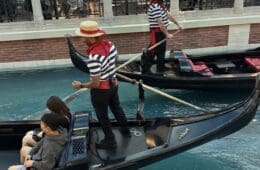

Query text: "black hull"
[0, 120, 39, 150]
[124, 94, 258, 170]
[103, 87, 260, 170]
[118, 72, 257, 90]
[1, 79, 259, 170]
[66, 36, 260, 90]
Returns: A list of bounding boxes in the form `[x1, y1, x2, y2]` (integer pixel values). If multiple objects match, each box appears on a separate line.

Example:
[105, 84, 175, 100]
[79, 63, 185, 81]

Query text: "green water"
[0, 68, 259, 170]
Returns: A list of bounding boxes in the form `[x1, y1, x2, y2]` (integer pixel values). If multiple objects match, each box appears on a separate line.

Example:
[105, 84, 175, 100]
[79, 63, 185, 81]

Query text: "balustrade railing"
[244, 0, 260, 7]
[179, 0, 234, 11]
[0, 0, 33, 22]
[40, 0, 103, 20]
[112, 0, 170, 16]
[1, 0, 260, 23]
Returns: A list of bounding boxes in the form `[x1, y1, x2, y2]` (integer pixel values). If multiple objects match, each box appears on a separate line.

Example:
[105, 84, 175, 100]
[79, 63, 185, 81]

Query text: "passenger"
[22, 96, 70, 148]
[144, 0, 182, 73]
[72, 20, 131, 150]
[9, 113, 68, 170]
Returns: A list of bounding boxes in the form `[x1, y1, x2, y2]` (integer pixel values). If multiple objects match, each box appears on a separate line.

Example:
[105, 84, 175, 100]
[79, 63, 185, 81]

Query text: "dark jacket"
[30, 128, 67, 170]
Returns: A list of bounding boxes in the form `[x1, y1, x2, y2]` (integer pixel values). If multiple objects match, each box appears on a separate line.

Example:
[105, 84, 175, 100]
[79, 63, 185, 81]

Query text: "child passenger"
[9, 113, 68, 170]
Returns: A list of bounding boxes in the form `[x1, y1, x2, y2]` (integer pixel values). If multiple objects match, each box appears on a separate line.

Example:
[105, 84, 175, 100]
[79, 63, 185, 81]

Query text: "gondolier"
[72, 20, 131, 150]
[146, 0, 182, 73]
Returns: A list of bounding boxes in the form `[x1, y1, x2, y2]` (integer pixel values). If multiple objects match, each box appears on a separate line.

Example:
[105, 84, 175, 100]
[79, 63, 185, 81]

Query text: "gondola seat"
[192, 61, 214, 76]
[178, 51, 213, 76]
[56, 112, 89, 169]
[169, 50, 185, 60]
[178, 58, 193, 73]
[244, 57, 260, 71]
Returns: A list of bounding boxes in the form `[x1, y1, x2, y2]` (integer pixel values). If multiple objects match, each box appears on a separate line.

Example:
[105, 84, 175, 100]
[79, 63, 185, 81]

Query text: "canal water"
[0, 67, 259, 170]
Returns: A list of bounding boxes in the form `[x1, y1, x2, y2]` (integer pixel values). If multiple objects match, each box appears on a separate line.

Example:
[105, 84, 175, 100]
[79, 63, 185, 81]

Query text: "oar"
[116, 30, 180, 70]
[24, 88, 88, 120]
[116, 73, 210, 114]
[62, 87, 88, 104]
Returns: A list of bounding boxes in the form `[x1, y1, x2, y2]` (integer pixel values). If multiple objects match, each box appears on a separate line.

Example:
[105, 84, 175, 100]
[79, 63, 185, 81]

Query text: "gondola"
[119, 49, 260, 90]
[1, 39, 260, 170]
[1, 74, 260, 170]
[66, 36, 260, 90]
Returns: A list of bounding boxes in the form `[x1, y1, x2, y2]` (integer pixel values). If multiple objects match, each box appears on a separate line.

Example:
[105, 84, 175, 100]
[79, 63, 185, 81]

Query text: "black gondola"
[1, 73, 260, 170]
[119, 49, 260, 90]
[66, 36, 260, 90]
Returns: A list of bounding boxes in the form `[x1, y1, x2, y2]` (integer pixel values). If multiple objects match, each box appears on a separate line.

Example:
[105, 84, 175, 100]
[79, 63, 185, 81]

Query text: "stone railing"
[1, 0, 260, 23]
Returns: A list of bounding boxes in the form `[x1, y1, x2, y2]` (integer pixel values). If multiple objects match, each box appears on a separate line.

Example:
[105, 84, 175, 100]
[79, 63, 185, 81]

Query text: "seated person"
[9, 113, 68, 170]
[22, 96, 71, 148]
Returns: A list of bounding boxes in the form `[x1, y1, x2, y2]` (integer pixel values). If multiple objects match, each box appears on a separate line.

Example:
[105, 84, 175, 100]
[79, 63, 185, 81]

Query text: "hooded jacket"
[30, 127, 68, 170]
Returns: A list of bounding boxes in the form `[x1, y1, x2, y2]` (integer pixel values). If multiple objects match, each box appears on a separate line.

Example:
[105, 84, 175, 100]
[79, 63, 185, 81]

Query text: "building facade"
[0, 0, 259, 71]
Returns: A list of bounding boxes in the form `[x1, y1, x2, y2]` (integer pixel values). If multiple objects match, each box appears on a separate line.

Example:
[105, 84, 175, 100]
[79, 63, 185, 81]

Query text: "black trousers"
[143, 31, 167, 73]
[90, 85, 128, 140]
[154, 31, 167, 72]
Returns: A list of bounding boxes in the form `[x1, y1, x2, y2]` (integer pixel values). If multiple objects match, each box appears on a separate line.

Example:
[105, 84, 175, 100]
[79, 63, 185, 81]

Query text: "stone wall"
[0, 26, 229, 63]
[250, 24, 260, 44]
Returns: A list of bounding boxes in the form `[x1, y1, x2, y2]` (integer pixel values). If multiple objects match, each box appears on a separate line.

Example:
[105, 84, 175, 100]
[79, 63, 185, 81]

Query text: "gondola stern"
[65, 36, 89, 73]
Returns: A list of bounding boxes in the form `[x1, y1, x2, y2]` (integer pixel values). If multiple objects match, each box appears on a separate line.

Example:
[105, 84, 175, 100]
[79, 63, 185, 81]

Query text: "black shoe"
[120, 128, 132, 137]
[96, 138, 117, 150]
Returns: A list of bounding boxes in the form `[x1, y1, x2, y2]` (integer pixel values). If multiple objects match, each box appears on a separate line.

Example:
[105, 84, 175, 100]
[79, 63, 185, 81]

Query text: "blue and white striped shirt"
[147, 3, 169, 28]
[87, 40, 117, 80]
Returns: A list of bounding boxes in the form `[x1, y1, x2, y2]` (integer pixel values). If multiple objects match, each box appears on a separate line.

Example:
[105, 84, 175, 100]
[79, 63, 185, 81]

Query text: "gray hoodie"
[30, 127, 68, 170]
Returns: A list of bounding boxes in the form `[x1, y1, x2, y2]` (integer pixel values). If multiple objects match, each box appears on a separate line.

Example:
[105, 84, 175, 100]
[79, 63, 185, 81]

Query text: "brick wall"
[0, 26, 228, 62]
[249, 24, 260, 44]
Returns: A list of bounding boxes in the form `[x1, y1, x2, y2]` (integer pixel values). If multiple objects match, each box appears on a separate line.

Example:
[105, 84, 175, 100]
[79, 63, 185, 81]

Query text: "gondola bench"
[171, 50, 213, 76]
[55, 112, 90, 169]
[244, 57, 260, 71]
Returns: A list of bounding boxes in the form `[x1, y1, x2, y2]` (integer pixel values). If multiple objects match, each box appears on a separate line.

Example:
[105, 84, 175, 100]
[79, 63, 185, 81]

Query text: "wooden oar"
[116, 73, 210, 114]
[24, 88, 88, 120]
[62, 87, 88, 104]
[116, 30, 180, 70]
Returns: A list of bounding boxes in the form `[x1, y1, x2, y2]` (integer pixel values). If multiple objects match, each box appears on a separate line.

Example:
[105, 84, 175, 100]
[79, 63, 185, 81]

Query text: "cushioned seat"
[178, 58, 193, 73]
[181, 51, 213, 76]
[244, 57, 260, 71]
[169, 50, 185, 60]
[192, 61, 214, 76]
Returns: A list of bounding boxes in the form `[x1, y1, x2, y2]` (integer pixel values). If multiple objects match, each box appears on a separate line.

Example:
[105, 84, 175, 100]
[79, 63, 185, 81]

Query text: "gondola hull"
[116, 49, 260, 90]
[1, 75, 260, 170]
[66, 36, 260, 90]
[117, 71, 257, 90]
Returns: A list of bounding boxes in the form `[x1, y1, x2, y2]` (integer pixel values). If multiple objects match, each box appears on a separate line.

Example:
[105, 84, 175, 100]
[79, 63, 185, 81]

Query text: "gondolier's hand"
[177, 25, 183, 30]
[72, 80, 82, 90]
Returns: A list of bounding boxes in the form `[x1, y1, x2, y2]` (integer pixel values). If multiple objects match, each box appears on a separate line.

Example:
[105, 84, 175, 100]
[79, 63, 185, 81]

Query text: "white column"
[103, 0, 113, 18]
[170, 0, 179, 14]
[233, 0, 244, 14]
[228, 24, 250, 51]
[31, 0, 44, 23]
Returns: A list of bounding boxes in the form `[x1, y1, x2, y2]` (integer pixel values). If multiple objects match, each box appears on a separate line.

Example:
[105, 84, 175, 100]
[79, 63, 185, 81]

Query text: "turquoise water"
[0, 68, 259, 170]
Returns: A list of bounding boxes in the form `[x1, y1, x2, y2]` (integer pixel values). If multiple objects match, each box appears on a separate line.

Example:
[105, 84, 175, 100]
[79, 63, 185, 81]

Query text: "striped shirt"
[147, 3, 169, 28]
[86, 39, 117, 80]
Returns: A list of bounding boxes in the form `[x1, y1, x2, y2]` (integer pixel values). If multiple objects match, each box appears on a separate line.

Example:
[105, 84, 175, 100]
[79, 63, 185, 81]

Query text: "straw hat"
[75, 21, 106, 37]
